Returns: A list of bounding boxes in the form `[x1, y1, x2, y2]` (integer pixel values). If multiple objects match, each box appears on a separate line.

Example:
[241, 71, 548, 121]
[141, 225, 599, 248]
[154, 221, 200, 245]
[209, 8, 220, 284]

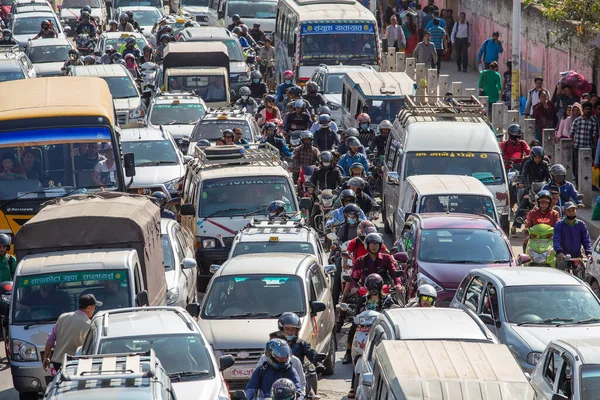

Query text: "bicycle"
[561, 255, 588, 280]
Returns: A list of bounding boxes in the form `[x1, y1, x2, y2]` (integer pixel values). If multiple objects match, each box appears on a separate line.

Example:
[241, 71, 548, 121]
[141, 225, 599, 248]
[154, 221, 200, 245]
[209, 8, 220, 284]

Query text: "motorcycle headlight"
[417, 273, 444, 292]
[323, 198, 333, 207]
[531, 250, 550, 264]
[12, 339, 38, 361]
[202, 238, 216, 248]
[526, 351, 542, 365]
[166, 287, 180, 305]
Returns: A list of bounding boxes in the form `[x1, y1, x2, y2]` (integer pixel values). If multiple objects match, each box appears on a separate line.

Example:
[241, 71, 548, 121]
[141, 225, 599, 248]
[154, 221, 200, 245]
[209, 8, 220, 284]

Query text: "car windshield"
[202, 275, 305, 318]
[180, 0, 208, 6]
[199, 176, 297, 217]
[419, 195, 497, 222]
[0, 70, 25, 82]
[12, 269, 130, 323]
[27, 45, 71, 63]
[300, 24, 377, 66]
[162, 234, 175, 271]
[105, 36, 148, 51]
[189, 39, 242, 61]
[325, 73, 344, 94]
[581, 365, 600, 399]
[504, 285, 600, 324]
[418, 228, 511, 264]
[62, 0, 99, 7]
[404, 152, 506, 185]
[150, 103, 205, 125]
[233, 241, 314, 257]
[98, 334, 214, 377]
[2, 0, 15, 5]
[13, 15, 59, 34]
[122, 140, 179, 167]
[366, 99, 405, 125]
[120, 9, 162, 26]
[100, 76, 139, 99]
[167, 75, 226, 102]
[113, 0, 161, 9]
[191, 120, 252, 140]
[227, 0, 276, 19]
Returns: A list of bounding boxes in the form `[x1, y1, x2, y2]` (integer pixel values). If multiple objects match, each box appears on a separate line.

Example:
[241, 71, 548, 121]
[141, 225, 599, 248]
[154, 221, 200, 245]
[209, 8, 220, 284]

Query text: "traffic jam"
[0, 0, 599, 398]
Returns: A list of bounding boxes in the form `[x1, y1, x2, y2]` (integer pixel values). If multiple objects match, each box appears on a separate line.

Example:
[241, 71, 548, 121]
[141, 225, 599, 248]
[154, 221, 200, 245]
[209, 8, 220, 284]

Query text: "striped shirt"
[427, 25, 446, 50]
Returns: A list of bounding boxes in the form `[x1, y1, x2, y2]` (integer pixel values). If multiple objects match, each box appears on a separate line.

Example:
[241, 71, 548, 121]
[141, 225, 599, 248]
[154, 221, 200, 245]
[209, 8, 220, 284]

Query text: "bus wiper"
[268, 311, 304, 318]
[0, 185, 104, 209]
[243, 204, 268, 218]
[137, 160, 178, 166]
[201, 207, 247, 223]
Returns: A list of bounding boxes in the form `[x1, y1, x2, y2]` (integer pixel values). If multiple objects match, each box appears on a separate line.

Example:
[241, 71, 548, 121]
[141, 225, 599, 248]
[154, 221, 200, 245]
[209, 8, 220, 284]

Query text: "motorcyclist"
[337, 128, 366, 155]
[125, 10, 141, 32]
[258, 37, 275, 78]
[234, 86, 258, 113]
[283, 86, 304, 111]
[108, 19, 118, 32]
[553, 201, 592, 271]
[239, 24, 256, 47]
[74, 11, 97, 39]
[155, 25, 173, 45]
[249, 70, 268, 99]
[310, 106, 338, 134]
[262, 121, 292, 158]
[151, 191, 175, 220]
[310, 151, 343, 191]
[257, 94, 282, 127]
[0, 29, 17, 45]
[121, 36, 141, 58]
[277, 313, 322, 366]
[369, 120, 392, 155]
[338, 137, 369, 176]
[61, 49, 83, 74]
[325, 190, 367, 228]
[266, 200, 287, 219]
[313, 114, 339, 151]
[139, 45, 154, 64]
[32, 20, 57, 39]
[227, 14, 241, 31]
[356, 113, 376, 147]
[83, 55, 96, 65]
[155, 34, 171, 60]
[249, 23, 266, 44]
[0, 233, 16, 282]
[285, 100, 313, 133]
[271, 378, 298, 400]
[303, 81, 326, 113]
[222, 129, 235, 145]
[100, 45, 116, 64]
[124, 53, 140, 78]
[542, 164, 583, 209]
[245, 339, 304, 400]
[337, 163, 374, 199]
[233, 26, 250, 48]
[346, 177, 376, 214]
[117, 13, 134, 32]
[407, 284, 437, 307]
[276, 70, 295, 109]
[291, 131, 319, 183]
[501, 123, 531, 170]
[525, 190, 560, 230]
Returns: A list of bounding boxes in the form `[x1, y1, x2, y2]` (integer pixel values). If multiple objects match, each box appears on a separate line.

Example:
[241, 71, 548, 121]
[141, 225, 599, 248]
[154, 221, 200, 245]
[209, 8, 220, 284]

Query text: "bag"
[593, 166, 600, 188]
[402, 23, 410, 40]
[563, 71, 592, 98]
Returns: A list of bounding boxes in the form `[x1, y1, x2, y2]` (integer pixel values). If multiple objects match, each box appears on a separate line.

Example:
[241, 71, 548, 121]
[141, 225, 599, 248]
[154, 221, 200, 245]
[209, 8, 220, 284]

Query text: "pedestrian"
[451, 12, 470, 72]
[502, 60, 512, 108]
[42, 294, 102, 373]
[421, 0, 438, 14]
[427, 18, 447, 73]
[442, 9, 454, 61]
[555, 84, 579, 121]
[0, 234, 16, 282]
[420, 7, 434, 39]
[413, 32, 437, 69]
[572, 101, 599, 182]
[404, 13, 419, 57]
[425, 9, 445, 31]
[532, 91, 557, 141]
[556, 104, 574, 142]
[385, 15, 406, 51]
[477, 31, 503, 70]
[524, 76, 547, 116]
[478, 61, 502, 114]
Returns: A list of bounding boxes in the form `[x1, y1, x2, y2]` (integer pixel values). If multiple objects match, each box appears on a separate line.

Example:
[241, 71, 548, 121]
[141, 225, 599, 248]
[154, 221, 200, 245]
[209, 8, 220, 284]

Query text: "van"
[382, 95, 509, 237]
[361, 340, 534, 400]
[395, 174, 500, 235]
[340, 70, 414, 131]
[224, 0, 277, 34]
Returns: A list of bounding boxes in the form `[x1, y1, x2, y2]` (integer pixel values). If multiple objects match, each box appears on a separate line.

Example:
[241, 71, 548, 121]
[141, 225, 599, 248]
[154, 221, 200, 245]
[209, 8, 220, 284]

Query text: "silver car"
[450, 267, 600, 373]
[161, 218, 198, 306]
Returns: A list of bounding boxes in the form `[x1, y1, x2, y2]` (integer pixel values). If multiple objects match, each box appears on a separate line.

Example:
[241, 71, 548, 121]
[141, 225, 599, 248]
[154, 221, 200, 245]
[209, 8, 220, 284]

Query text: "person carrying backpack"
[0, 234, 16, 282]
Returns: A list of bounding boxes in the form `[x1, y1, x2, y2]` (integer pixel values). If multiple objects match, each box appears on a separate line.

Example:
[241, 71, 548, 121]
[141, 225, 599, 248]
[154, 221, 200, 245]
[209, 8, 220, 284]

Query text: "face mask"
[347, 218, 357, 224]
[252, 78, 260, 83]
[284, 79, 292, 84]
[320, 124, 329, 129]
[285, 335, 296, 341]
[322, 161, 331, 167]
[241, 95, 248, 100]
[360, 124, 369, 130]
[303, 142, 312, 148]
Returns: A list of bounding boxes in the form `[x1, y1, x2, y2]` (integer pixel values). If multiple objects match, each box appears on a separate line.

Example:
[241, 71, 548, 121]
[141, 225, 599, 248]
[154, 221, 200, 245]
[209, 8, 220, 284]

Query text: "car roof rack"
[245, 217, 309, 234]
[193, 143, 282, 169]
[398, 95, 486, 124]
[203, 107, 248, 119]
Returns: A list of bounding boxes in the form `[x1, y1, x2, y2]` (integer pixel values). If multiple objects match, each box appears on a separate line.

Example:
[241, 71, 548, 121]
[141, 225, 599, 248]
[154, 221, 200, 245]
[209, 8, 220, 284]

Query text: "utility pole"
[511, 0, 521, 111]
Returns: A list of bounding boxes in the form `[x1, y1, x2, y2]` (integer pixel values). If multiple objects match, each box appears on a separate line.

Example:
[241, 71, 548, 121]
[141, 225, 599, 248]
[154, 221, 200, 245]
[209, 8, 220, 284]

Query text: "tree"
[525, 0, 600, 44]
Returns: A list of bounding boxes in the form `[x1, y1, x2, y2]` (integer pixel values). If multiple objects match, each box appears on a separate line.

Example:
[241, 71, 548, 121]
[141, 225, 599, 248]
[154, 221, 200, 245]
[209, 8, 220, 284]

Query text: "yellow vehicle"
[0, 77, 135, 254]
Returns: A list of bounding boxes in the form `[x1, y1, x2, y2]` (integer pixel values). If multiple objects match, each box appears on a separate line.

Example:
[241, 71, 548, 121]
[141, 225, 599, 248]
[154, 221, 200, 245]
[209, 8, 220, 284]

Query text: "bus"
[0, 77, 134, 252]
[274, 0, 381, 86]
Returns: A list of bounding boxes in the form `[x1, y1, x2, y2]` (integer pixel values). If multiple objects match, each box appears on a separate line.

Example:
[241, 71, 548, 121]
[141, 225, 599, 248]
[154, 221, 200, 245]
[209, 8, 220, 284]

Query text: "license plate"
[357, 326, 371, 332]
[230, 367, 255, 378]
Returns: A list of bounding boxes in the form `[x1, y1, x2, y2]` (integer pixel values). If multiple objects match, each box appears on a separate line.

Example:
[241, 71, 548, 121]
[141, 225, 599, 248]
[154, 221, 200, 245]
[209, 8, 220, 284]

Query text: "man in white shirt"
[524, 77, 547, 116]
[451, 12, 470, 72]
[385, 15, 406, 51]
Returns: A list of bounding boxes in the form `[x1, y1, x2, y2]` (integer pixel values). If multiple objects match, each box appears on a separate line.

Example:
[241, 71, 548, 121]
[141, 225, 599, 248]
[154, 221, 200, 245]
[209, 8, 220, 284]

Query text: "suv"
[44, 351, 174, 400]
[25, 37, 72, 77]
[196, 253, 336, 392]
[0, 45, 35, 81]
[398, 213, 521, 307]
[185, 108, 260, 154]
[80, 307, 235, 400]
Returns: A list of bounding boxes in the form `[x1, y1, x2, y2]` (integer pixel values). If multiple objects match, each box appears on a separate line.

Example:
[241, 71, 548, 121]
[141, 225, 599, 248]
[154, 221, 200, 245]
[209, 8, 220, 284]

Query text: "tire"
[19, 393, 38, 400]
[592, 280, 600, 297]
[322, 334, 336, 375]
[382, 198, 392, 234]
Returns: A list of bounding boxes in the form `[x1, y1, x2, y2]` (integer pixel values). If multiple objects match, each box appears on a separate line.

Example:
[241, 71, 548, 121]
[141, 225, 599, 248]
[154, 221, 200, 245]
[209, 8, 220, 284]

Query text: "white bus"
[274, 0, 381, 85]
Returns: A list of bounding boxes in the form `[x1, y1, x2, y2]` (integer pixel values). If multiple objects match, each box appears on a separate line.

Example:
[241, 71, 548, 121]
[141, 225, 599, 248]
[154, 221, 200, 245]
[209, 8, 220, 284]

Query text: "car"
[309, 64, 376, 124]
[0, 45, 36, 81]
[530, 338, 600, 400]
[161, 218, 198, 306]
[95, 31, 149, 59]
[121, 127, 189, 199]
[355, 307, 499, 400]
[25, 37, 72, 76]
[398, 213, 525, 307]
[69, 63, 142, 127]
[450, 267, 600, 373]
[9, 0, 53, 20]
[114, 6, 165, 44]
[146, 92, 207, 152]
[79, 307, 235, 400]
[59, 0, 107, 32]
[186, 108, 260, 154]
[196, 253, 336, 392]
[177, 0, 217, 26]
[9, 11, 65, 47]
[162, 15, 200, 42]
[586, 235, 600, 297]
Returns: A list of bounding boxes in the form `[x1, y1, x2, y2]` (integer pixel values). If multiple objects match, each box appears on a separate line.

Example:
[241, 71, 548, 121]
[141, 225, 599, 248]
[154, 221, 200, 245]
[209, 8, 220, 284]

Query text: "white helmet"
[417, 284, 437, 299]
[379, 120, 393, 131]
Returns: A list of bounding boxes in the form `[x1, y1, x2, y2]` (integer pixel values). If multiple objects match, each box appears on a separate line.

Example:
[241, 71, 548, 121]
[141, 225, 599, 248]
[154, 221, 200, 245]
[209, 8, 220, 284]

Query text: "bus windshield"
[300, 23, 377, 66]
[0, 127, 119, 201]
[227, 0, 276, 19]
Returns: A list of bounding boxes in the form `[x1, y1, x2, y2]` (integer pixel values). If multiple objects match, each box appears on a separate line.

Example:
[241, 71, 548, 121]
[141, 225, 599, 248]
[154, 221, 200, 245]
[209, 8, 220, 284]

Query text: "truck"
[160, 42, 231, 108]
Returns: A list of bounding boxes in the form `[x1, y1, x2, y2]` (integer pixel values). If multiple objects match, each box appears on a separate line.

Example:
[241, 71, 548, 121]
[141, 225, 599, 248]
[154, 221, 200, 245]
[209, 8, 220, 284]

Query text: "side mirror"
[185, 302, 200, 318]
[518, 254, 531, 264]
[324, 264, 336, 275]
[326, 232, 337, 241]
[386, 171, 399, 186]
[209, 264, 221, 274]
[339, 303, 350, 312]
[477, 314, 495, 326]
[219, 355, 235, 371]
[124, 152, 136, 177]
[362, 372, 373, 387]
[393, 251, 408, 263]
[299, 197, 312, 210]
[183, 155, 193, 163]
[287, 43, 295, 56]
[180, 203, 195, 216]
[63, 25, 71, 33]
[181, 258, 197, 270]
[310, 301, 326, 314]
[135, 290, 149, 306]
[342, 274, 352, 283]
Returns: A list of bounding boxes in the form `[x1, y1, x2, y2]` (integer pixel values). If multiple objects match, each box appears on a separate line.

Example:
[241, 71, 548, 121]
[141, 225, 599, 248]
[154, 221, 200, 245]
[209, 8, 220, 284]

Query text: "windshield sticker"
[0, 127, 111, 147]
[302, 23, 374, 35]
[18, 270, 127, 287]
[155, 104, 204, 109]
[201, 120, 246, 125]
[204, 178, 288, 188]
[415, 152, 488, 158]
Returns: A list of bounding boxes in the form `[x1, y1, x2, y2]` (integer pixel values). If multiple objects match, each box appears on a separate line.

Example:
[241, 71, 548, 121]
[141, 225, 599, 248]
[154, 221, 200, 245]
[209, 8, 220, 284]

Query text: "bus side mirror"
[124, 152, 136, 177]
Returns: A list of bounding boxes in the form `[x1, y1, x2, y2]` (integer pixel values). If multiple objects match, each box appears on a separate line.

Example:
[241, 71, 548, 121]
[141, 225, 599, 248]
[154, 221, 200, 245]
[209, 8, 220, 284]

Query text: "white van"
[395, 174, 500, 236]
[225, 0, 277, 34]
[382, 95, 509, 236]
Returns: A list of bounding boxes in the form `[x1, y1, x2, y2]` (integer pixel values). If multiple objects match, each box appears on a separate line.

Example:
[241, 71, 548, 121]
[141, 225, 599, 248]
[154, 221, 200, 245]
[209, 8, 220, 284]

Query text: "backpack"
[4, 254, 15, 273]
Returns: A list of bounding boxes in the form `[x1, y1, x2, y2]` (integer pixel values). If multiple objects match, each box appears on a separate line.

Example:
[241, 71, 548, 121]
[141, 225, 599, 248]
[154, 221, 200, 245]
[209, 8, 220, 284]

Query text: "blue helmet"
[266, 200, 286, 217]
[318, 114, 331, 125]
[265, 339, 291, 369]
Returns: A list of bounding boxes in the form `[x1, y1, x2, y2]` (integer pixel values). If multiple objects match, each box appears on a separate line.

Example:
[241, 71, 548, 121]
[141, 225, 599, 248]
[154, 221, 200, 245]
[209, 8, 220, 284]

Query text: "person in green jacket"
[0, 234, 16, 282]
[478, 61, 503, 114]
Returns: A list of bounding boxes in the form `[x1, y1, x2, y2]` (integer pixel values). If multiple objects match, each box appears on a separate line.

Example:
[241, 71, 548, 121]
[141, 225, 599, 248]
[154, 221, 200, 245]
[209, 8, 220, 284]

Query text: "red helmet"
[283, 70, 294, 79]
[357, 113, 371, 124]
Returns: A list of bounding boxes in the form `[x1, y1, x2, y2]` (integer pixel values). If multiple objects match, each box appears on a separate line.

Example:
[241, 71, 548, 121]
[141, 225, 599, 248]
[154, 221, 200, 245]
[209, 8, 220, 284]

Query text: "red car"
[396, 213, 529, 307]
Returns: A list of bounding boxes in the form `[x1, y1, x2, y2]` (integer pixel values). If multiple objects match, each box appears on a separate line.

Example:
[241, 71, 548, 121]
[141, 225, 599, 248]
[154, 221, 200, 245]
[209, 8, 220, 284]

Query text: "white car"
[59, 0, 107, 32]
[10, 11, 65, 47]
[120, 127, 189, 199]
[178, 0, 217, 26]
[114, 6, 165, 44]
[161, 218, 198, 306]
[25, 37, 73, 77]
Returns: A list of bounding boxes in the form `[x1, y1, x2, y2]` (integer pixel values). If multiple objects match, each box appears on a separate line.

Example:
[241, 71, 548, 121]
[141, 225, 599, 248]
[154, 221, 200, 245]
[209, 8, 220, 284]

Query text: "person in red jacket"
[525, 190, 560, 230]
[501, 124, 530, 170]
[351, 233, 402, 289]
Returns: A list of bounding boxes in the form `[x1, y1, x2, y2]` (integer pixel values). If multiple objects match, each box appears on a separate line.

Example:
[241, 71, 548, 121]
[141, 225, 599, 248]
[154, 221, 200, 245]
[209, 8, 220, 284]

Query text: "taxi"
[95, 32, 149, 57]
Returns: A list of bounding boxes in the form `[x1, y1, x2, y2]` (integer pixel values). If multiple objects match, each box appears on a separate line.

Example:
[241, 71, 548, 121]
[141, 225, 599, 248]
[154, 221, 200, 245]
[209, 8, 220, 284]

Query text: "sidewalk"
[438, 60, 481, 92]
[577, 207, 600, 240]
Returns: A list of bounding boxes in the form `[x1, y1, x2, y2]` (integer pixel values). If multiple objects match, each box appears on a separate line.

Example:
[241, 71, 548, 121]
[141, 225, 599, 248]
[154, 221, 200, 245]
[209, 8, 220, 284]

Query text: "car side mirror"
[63, 25, 71, 33]
[124, 152, 136, 177]
[477, 314, 495, 326]
[326, 232, 337, 241]
[209, 264, 221, 274]
[185, 302, 200, 318]
[393, 251, 408, 263]
[181, 258, 197, 270]
[386, 171, 399, 185]
[324, 264, 336, 275]
[135, 290, 149, 306]
[310, 301, 326, 314]
[180, 203, 195, 216]
[299, 197, 312, 210]
[518, 254, 531, 264]
[362, 372, 373, 387]
[183, 155, 193, 163]
[219, 355, 235, 371]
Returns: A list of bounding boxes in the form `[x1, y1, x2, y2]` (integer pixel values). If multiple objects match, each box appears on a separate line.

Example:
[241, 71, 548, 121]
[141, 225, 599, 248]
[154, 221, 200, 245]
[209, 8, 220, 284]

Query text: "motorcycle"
[327, 232, 354, 306]
[312, 189, 335, 235]
[339, 304, 379, 363]
[0, 281, 12, 360]
[368, 153, 385, 197]
[515, 181, 546, 225]
[525, 224, 556, 267]
[75, 33, 95, 56]
[139, 62, 158, 93]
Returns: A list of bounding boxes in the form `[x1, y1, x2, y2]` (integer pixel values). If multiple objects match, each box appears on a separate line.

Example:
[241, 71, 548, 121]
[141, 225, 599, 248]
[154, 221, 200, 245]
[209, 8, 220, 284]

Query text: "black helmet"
[319, 151, 333, 164]
[232, 14, 240, 21]
[160, 34, 171, 43]
[345, 127, 359, 138]
[68, 48, 80, 58]
[365, 273, 384, 293]
[143, 45, 152, 53]
[535, 190, 552, 207]
[349, 162, 365, 176]
[251, 70, 262, 80]
[0, 233, 11, 246]
[347, 177, 366, 191]
[197, 139, 211, 147]
[346, 136, 361, 149]
[507, 123, 522, 138]
[125, 36, 136, 46]
[271, 378, 296, 400]
[343, 203, 361, 220]
[288, 86, 302, 96]
[267, 200, 286, 217]
[277, 312, 301, 331]
[125, 10, 134, 20]
[151, 191, 168, 209]
[550, 164, 567, 184]
[306, 81, 319, 93]
[264, 121, 277, 133]
[531, 146, 544, 158]
[265, 339, 291, 369]
[41, 20, 50, 28]
[232, 26, 242, 35]
[364, 232, 383, 248]
[319, 105, 331, 115]
[119, 13, 128, 21]
[265, 94, 276, 103]
[300, 131, 313, 142]
[2, 29, 12, 39]
[83, 55, 96, 65]
[81, 5, 91, 13]
[318, 114, 331, 125]
[80, 10, 90, 19]
[340, 189, 356, 205]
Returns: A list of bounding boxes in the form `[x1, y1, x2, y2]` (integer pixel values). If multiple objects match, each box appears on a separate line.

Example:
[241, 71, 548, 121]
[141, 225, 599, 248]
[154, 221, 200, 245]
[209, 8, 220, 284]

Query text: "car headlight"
[166, 287, 180, 305]
[417, 273, 444, 292]
[12, 339, 38, 361]
[164, 177, 180, 191]
[203, 238, 216, 248]
[526, 351, 542, 365]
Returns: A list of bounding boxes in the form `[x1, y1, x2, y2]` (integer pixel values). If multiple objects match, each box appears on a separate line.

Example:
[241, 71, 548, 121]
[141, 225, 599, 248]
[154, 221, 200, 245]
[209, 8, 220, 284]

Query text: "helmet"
[357, 113, 371, 124]
[267, 200, 286, 217]
[240, 24, 248, 33]
[349, 162, 365, 176]
[319, 105, 331, 115]
[347, 177, 366, 191]
[306, 81, 319, 93]
[340, 189, 356, 205]
[265, 94, 276, 103]
[346, 137, 361, 149]
[80, 11, 90, 19]
[345, 127, 359, 138]
[68, 48, 80, 58]
[232, 26, 242, 35]
[288, 86, 302, 96]
[109, 19, 118, 26]
[83, 55, 95, 65]
[364, 232, 383, 248]
[319, 151, 333, 164]
[124, 53, 135, 60]
[197, 139, 211, 147]
[343, 203, 361, 222]
[531, 146, 544, 158]
[111, 52, 123, 61]
[222, 129, 234, 137]
[125, 10, 134, 20]
[160, 33, 171, 43]
[119, 13, 129, 21]
[81, 5, 91, 13]
[365, 273, 384, 293]
[300, 131, 313, 141]
[318, 114, 331, 125]
[105, 45, 114, 53]
[283, 70, 294, 80]
[550, 164, 567, 184]
[143, 45, 152, 53]
[293, 99, 305, 109]
[379, 119, 393, 131]
[151, 191, 168, 209]
[232, 14, 240, 21]
[357, 220, 376, 240]
[507, 123, 522, 138]
[2, 29, 12, 39]
[264, 121, 277, 132]
[417, 284, 437, 302]
[536, 190, 551, 207]
[116, 59, 126, 65]
[251, 70, 262, 79]
[239, 86, 251, 96]
[41, 20, 50, 28]
[277, 312, 301, 331]
[124, 36, 136, 46]
[0, 233, 11, 246]
[271, 378, 297, 400]
[265, 339, 291, 369]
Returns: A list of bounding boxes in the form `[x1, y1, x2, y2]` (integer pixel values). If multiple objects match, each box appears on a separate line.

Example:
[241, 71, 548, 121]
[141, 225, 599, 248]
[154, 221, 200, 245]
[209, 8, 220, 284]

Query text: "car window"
[455, 275, 471, 304]
[310, 267, 326, 299]
[122, 139, 179, 166]
[367, 325, 387, 367]
[557, 355, 573, 398]
[481, 282, 499, 319]
[544, 349, 562, 387]
[464, 276, 484, 312]
[171, 226, 185, 261]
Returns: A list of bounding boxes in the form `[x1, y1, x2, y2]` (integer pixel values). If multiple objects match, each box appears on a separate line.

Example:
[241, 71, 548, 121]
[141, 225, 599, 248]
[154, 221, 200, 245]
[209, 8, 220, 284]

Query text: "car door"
[533, 347, 565, 400]
[172, 225, 192, 302]
[360, 323, 389, 399]
[401, 221, 418, 296]
[461, 275, 486, 315]
[383, 137, 401, 232]
[450, 273, 472, 308]
[479, 281, 500, 337]
[308, 264, 332, 349]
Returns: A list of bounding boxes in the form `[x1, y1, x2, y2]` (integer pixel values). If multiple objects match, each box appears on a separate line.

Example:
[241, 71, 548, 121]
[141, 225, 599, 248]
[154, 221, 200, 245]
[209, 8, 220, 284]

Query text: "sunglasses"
[420, 296, 434, 302]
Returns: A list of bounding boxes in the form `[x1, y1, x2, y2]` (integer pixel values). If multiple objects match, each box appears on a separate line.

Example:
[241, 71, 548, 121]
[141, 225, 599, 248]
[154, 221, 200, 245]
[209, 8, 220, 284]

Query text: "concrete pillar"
[523, 118, 536, 145]
[386, 48, 396, 72]
[465, 88, 477, 99]
[491, 102, 504, 132]
[578, 148, 593, 208]
[507, 110, 519, 127]
[451, 81, 463, 97]
[396, 52, 406, 72]
[559, 138, 574, 183]
[416, 63, 427, 97]
[438, 75, 449, 96]
[542, 129, 556, 164]
[427, 69, 438, 99]
[405, 58, 416, 80]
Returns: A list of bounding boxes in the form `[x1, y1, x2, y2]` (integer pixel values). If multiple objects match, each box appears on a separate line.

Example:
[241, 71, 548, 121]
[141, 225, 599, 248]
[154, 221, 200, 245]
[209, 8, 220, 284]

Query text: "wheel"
[321, 334, 336, 375]
[382, 198, 392, 234]
[19, 393, 38, 400]
[592, 280, 600, 297]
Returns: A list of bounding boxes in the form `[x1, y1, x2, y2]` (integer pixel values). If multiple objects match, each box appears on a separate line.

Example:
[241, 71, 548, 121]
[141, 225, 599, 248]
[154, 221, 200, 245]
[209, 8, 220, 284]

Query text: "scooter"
[0, 281, 12, 360]
[75, 33, 95, 56]
[525, 224, 556, 267]
[312, 189, 335, 235]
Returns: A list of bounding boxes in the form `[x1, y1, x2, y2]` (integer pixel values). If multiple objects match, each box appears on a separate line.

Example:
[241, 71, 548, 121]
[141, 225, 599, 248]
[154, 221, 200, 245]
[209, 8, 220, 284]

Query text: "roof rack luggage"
[398, 95, 486, 124]
[193, 143, 282, 169]
[60, 350, 157, 384]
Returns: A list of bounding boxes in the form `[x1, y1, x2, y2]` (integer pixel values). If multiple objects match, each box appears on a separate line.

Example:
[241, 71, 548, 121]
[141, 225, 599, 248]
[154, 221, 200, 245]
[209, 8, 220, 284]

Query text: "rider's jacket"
[525, 207, 560, 229]
[522, 158, 550, 185]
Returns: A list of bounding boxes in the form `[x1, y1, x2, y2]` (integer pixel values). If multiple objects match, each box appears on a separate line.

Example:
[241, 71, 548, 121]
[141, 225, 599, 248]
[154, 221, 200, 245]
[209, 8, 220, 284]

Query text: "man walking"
[571, 101, 599, 183]
[524, 77, 547, 116]
[427, 18, 447, 73]
[414, 32, 437, 70]
[451, 12, 470, 72]
[477, 31, 503, 69]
